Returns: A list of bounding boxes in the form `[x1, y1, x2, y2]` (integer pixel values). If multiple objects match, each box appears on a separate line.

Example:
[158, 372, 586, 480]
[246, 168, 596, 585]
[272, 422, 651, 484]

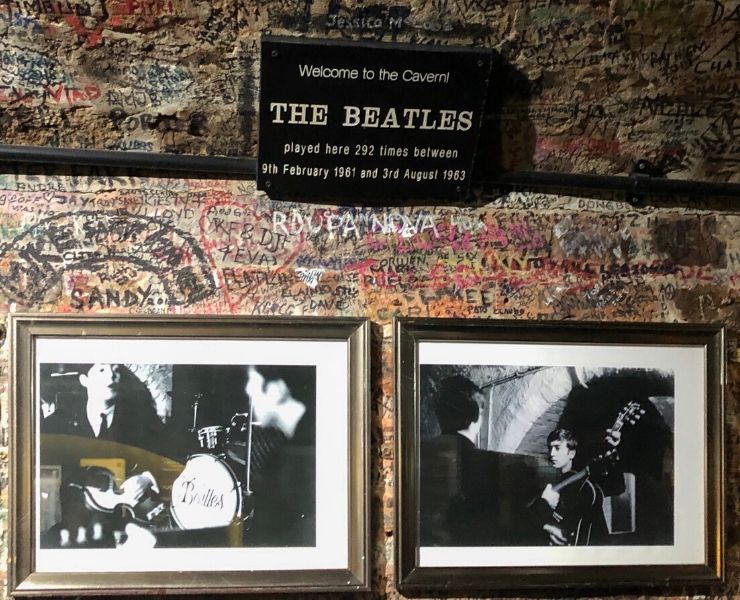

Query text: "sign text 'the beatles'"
[257, 37, 492, 200]
[268, 103, 474, 131]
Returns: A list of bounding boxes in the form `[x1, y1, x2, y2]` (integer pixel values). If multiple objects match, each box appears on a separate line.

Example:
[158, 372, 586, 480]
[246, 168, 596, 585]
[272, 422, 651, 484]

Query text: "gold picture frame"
[395, 318, 724, 592]
[9, 314, 370, 595]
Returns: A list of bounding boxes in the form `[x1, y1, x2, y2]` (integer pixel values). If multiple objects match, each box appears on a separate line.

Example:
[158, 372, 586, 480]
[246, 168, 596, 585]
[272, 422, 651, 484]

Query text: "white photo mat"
[35, 337, 350, 573]
[418, 340, 706, 568]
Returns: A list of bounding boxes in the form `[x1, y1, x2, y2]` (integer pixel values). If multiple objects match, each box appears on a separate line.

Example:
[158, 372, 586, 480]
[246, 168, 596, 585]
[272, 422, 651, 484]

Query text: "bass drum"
[170, 454, 242, 530]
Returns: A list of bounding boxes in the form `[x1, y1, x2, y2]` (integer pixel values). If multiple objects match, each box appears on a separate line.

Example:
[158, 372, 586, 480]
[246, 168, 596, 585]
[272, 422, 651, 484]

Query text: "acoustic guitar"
[538, 401, 645, 545]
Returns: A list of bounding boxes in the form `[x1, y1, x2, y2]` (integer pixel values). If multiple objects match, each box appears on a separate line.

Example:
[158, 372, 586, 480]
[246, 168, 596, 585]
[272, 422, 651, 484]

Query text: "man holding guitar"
[531, 401, 645, 546]
[535, 428, 609, 546]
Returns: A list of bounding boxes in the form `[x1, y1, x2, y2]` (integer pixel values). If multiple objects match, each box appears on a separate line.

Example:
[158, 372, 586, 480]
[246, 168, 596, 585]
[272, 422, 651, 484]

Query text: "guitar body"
[546, 473, 607, 546]
[39, 466, 169, 549]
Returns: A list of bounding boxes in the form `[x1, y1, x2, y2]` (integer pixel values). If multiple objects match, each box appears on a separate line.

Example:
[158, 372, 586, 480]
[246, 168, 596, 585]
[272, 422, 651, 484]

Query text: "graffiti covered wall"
[1, 0, 739, 596]
[1, 0, 739, 181]
[0, 173, 736, 597]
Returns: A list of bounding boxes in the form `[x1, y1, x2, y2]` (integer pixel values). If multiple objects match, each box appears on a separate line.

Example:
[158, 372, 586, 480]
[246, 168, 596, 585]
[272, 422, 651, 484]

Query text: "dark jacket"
[42, 399, 166, 455]
[420, 434, 538, 546]
[533, 469, 609, 546]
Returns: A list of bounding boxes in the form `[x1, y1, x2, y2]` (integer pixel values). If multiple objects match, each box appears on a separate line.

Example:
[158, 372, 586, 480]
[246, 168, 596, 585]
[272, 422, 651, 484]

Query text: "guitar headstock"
[610, 401, 646, 438]
[591, 401, 647, 469]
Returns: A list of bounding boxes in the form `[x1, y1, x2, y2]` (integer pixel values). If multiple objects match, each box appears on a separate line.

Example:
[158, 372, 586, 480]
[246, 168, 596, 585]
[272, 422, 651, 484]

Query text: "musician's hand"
[55, 521, 109, 547]
[605, 428, 622, 447]
[120, 471, 159, 503]
[543, 523, 568, 546]
[541, 484, 560, 510]
[118, 523, 157, 549]
[55, 521, 157, 549]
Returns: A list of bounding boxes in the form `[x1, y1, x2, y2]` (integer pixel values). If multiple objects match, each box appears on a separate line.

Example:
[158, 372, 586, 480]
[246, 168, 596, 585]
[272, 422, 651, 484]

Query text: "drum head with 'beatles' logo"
[170, 454, 241, 530]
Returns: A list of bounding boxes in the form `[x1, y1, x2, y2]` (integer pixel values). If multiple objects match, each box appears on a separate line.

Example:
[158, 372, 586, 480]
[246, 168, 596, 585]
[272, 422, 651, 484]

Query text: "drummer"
[246, 366, 307, 440]
[244, 365, 316, 547]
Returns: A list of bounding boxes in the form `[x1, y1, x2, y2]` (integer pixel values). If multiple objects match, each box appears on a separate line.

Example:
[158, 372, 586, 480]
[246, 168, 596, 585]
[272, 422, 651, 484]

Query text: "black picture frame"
[395, 317, 725, 593]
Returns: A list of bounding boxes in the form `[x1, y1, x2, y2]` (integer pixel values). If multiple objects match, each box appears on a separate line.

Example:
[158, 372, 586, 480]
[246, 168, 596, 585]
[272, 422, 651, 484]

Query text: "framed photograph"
[9, 314, 370, 595]
[395, 318, 725, 592]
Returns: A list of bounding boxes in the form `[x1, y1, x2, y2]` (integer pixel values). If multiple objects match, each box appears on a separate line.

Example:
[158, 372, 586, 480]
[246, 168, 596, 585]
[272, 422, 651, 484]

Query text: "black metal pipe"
[0, 144, 256, 176]
[483, 170, 740, 198]
[1, 143, 738, 199]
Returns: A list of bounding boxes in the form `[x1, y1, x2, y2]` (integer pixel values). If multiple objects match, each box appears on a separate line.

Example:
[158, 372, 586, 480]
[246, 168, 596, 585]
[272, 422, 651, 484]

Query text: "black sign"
[257, 36, 492, 201]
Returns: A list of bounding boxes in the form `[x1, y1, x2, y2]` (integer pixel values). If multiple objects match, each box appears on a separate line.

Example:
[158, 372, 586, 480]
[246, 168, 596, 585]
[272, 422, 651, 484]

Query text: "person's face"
[79, 364, 122, 403]
[549, 439, 575, 471]
[245, 366, 287, 423]
[468, 390, 486, 433]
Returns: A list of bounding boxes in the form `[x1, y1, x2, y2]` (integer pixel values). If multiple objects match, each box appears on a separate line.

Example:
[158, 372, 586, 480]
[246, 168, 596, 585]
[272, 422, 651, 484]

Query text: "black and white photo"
[39, 362, 317, 551]
[419, 365, 674, 548]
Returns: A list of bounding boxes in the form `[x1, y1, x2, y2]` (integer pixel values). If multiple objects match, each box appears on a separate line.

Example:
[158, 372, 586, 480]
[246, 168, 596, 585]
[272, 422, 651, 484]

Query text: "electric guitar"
[71, 469, 167, 525]
[39, 465, 169, 549]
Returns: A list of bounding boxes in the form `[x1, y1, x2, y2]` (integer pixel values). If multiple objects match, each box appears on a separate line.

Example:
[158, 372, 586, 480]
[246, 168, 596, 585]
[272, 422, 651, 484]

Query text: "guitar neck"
[552, 468, 587, 493]
[548, 402, 640, 495]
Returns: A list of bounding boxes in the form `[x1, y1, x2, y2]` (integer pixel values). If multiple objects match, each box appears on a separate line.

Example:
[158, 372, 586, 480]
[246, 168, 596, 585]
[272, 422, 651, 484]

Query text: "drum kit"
[170, 410, 254, 532]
